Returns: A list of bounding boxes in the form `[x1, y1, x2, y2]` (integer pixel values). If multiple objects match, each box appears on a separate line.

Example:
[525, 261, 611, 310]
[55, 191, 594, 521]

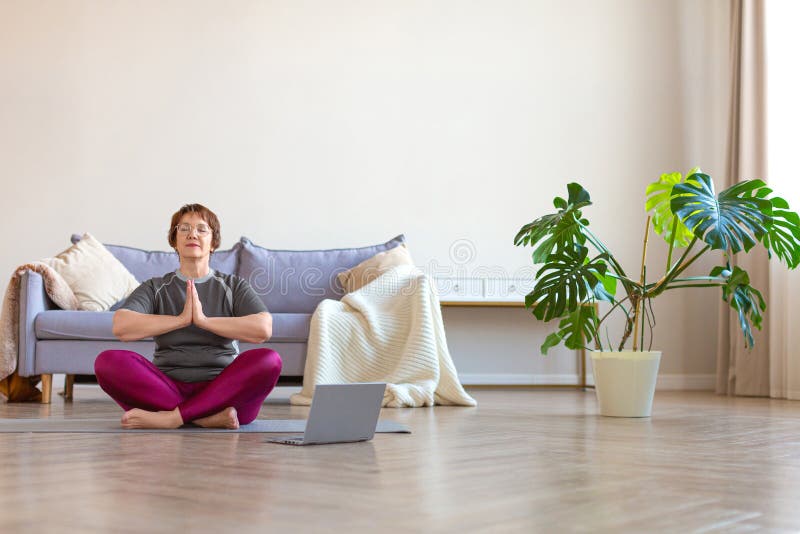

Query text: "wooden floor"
[1, 387, 799, 533]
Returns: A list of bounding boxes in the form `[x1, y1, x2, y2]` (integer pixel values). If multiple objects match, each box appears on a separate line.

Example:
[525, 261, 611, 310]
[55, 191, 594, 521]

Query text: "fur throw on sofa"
[0, 263, 78, 402]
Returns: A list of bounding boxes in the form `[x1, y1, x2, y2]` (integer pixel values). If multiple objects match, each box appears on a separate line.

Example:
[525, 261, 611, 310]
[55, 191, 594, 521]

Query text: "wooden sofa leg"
[40, 374, 52, 404]
[61, 374, 75, 401]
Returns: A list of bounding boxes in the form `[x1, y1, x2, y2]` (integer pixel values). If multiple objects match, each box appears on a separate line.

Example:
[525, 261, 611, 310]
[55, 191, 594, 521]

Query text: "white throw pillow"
[43, 233, 140, 311]
[337, 244, 415, 293]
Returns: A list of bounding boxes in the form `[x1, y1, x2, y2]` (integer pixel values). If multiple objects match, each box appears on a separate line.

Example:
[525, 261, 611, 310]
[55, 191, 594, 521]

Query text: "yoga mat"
[0, 418, 410, 434]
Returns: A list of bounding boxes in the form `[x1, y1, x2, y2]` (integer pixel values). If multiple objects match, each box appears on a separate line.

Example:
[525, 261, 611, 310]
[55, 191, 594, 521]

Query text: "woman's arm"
[112, 309, 191, 342]
[196, 312, 272, 344]
[112, 280, 193, 342]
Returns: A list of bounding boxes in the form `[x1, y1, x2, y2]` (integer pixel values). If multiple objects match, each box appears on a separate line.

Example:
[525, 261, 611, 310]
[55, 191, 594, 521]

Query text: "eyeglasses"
[175, 223, 211, 236]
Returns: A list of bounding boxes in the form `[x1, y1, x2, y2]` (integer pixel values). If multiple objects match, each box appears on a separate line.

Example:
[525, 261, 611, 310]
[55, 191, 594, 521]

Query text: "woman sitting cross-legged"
[95, 203, 281, 430]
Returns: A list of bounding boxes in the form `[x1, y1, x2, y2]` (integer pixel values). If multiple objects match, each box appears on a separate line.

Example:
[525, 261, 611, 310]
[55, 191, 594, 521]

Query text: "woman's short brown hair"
[168, 203, 221, 252]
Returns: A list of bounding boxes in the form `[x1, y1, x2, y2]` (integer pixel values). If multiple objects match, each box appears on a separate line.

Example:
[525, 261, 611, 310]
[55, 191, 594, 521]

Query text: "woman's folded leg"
[178, 348, 282, 425]
[94, 349, 184, 412]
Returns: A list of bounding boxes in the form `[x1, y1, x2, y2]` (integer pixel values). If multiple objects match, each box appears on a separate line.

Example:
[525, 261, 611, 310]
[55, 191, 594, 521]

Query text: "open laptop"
[267, 382, 387, 446]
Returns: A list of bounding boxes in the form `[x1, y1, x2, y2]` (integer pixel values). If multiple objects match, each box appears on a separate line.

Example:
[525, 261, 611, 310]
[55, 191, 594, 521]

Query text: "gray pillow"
[70, 234, 241, 282]
[237, 235, 406, 313]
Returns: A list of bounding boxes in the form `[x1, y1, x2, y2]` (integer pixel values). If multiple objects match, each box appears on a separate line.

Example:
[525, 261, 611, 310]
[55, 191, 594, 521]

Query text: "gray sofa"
[18, 234, 406, 403]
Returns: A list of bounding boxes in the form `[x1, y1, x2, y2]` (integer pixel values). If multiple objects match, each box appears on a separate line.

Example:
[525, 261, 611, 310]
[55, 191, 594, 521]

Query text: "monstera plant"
[514, 169, 800, 355]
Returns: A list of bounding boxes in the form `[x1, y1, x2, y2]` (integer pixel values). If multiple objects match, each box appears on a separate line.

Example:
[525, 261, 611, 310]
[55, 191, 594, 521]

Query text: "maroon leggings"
[94, 348, 282, 425]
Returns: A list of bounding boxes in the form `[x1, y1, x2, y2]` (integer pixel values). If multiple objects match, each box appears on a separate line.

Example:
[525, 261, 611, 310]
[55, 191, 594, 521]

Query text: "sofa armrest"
[18, 270, 57, 376]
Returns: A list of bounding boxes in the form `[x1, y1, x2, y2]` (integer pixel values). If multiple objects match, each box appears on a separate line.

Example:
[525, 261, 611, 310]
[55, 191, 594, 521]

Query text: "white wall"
[0, 0, 733, 386]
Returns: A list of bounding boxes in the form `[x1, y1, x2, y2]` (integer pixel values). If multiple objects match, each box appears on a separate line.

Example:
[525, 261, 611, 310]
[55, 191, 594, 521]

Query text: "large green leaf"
[645, 170, 696, 248]
[525, 245, 608, 322]
[710, 264, 766, 348]
[541, 304, 599, 354]
[760, 196, 800, 268]
[514, 183, 591, 263]
[670, 174, 772, 254]
[593, 261, 617, 302]
[714, 181, 800, 268]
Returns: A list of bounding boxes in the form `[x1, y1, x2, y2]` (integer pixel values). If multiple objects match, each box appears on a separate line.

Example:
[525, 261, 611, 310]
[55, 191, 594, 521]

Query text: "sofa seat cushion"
[35, 311, 312, 343]
[264, 313, 311, 342]
[35, 340, 306, 376]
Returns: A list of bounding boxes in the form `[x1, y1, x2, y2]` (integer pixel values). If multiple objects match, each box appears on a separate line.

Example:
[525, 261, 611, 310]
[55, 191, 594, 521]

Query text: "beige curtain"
[717, 0, 800, 399]
[764, 1, 800, 400]
[716, 0, 770, 396]
[768, 266, 800, 399]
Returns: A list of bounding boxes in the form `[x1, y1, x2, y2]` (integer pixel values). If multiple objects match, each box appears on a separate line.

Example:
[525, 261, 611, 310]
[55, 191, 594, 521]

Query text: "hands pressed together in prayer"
[179, 279, 208, 329]
[175, 280, 270, 343]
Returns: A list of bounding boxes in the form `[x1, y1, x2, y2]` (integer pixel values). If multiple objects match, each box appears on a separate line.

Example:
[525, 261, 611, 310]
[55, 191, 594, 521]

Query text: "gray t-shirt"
[119, 269, 268, 382]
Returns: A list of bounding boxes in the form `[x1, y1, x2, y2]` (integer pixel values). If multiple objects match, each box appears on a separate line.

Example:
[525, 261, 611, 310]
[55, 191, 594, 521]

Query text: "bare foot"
[192, 407, 240, 429]
[121, 407, 183, 429]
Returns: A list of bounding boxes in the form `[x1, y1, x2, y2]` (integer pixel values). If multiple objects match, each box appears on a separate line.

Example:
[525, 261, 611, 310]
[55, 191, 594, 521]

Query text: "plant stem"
[580, 223, 629, 279]
[618, 316, 632, 351]
[676, 245, 710, 272]
[579, 222, 611, 254]
[660, 245, 712, 288]
[661, 283, 725, 290]
[665, 236, 697, 276]
[669, 276, 726, 282]
[646, 296, 656, 350]
[648, 240, 711, 297]
[639, 287, 647, 350]
[596, 295, 632, 333]
[665, 217, 679, 271]
[632, 215, 652, 352]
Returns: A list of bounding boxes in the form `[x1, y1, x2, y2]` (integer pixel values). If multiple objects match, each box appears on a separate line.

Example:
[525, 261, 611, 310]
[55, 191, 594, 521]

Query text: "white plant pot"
[590, 350, 662, 417]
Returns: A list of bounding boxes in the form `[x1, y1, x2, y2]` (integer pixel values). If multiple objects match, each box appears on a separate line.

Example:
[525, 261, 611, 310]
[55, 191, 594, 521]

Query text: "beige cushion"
[43, 233, 140, 311]
[337, 244, 415, 293]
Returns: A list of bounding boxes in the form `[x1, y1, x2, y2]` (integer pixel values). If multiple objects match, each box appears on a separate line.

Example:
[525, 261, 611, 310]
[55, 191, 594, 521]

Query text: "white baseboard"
[656, 374, 715, 391]
[772, 388, 800, 400]
[459, 374, 584, 386]
[460, 373, 715, 391]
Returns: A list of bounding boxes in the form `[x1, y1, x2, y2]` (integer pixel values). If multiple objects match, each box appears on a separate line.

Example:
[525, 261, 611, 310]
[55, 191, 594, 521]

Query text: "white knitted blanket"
[290, 264, 476, 408]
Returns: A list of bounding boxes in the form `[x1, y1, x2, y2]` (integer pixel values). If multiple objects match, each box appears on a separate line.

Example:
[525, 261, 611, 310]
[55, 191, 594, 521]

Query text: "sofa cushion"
[35, 310, 311, 343]
[70, 234, 241, 282]
[35, 340, 157, 375]
[337, 243, 415, 293]
[36, 339, 306, 376]
[238, 342, 307, 376]
[237, 235, 406, 313]
[267, 313, 312, 342]
[44, 233, 140, 311]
